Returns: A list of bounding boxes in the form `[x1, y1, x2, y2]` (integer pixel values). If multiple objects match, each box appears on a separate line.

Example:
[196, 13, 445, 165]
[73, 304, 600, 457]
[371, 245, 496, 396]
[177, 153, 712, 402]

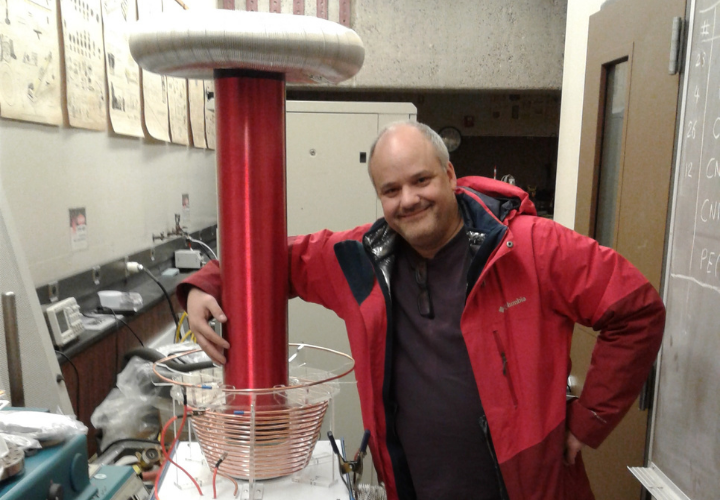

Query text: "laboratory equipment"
[43, 296, 84, 347]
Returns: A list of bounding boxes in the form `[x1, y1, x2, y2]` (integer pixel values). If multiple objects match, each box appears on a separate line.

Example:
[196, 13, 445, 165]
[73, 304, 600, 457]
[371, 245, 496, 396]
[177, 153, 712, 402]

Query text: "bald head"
[368, 122, 449, 183]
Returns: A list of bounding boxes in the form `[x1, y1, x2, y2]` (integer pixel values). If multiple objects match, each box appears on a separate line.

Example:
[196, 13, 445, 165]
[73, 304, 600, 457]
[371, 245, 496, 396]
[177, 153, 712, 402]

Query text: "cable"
[180, 329, 195, 343]
[155, 406, 202, 500]
[55, 350, 80, 414]
[175, 312, 187, 342]
[117, 317, 144, 347]
[216, 471, 239, 498]
[142, 267, 180, 330]
[186, 236, 218, 261]
[212, 452, 228, 499]
[91, 308, 144, 347]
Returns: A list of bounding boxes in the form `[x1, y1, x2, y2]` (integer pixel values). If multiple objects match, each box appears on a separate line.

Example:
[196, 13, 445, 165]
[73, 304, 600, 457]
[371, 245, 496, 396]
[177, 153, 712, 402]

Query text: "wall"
[237, 0, 568, 91]
[554, 0, 606, 228]
[346, 0, 567, 91]
[0, 120, 217, 287]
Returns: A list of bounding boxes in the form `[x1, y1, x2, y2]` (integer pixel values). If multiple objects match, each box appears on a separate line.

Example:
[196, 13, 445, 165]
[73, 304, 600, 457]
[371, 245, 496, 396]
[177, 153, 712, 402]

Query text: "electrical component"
[174, 249, 203, 270]
[97, 291, 143, 312]
[42, 297, 84, 347]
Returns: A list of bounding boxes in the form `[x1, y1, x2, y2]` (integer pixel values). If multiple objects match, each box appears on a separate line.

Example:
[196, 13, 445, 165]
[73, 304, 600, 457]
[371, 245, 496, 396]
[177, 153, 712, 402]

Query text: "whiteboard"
[646, 1, 720, 498]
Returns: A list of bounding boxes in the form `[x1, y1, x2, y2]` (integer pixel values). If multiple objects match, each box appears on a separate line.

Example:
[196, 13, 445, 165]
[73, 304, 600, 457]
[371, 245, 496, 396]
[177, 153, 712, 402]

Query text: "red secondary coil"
[214, 69, 289, 390]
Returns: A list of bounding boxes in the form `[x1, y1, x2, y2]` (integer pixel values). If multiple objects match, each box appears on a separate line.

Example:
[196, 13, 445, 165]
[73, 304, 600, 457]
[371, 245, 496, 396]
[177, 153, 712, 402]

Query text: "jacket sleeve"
[532, 218, 665, 449]
[177, 227, 365, 315]
[288, 228, 366, 314]
[176, 259, 222, 310]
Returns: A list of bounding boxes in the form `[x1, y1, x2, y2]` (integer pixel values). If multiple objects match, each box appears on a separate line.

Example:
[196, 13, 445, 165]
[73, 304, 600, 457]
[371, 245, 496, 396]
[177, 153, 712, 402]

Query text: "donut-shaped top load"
[128, 9, 365, 82]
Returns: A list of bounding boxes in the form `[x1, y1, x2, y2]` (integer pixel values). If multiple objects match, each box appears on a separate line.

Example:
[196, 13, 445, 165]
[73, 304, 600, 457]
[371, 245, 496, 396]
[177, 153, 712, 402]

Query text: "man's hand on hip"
[564, 431, 585, 466]
[187, 287, 229, 364]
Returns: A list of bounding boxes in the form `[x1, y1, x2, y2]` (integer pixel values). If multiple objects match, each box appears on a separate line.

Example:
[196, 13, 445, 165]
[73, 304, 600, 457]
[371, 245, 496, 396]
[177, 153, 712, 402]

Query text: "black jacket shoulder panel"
[334, 240, 376, 305]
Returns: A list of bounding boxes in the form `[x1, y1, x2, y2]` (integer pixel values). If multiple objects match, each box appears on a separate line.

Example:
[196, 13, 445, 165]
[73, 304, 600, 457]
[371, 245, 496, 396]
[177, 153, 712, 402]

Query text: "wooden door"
[573, 0, 686, 499]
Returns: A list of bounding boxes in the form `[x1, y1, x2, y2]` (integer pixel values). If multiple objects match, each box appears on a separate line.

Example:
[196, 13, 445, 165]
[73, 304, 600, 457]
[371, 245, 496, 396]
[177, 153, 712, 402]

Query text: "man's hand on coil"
[187, 287, 229, 364]
[563, 430, 585, 466]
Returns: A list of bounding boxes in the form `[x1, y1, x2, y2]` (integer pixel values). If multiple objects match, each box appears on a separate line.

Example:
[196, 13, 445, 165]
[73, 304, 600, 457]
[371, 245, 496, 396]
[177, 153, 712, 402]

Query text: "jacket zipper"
[492, 329, 518, 408]
[479, 414, 510, 500]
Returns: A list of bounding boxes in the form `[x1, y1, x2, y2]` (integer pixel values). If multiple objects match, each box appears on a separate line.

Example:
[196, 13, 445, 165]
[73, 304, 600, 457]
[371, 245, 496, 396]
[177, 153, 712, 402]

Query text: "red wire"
[153, 406, 203, 499]
[216, 470, 239, 496]
[212, 466, 219, 498]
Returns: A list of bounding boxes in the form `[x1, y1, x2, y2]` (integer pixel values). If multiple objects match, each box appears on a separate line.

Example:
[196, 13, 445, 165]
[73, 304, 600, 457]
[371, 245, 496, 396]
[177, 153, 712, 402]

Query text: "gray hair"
[368, 121, 450, 174]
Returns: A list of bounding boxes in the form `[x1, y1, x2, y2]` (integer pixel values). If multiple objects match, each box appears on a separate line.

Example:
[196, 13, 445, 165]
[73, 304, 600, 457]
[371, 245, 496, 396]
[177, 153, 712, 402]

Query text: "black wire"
[142, 267, 179, 329]
[117, 317, 144, 347]
[55, 350, 80, 414]
[99, 437, 162, 454]
[90, 308, 145, 347]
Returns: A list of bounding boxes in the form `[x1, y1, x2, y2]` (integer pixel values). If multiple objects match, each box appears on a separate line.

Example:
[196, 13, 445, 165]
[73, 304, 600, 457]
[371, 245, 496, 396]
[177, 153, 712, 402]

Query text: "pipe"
[2, 292, 24, 407]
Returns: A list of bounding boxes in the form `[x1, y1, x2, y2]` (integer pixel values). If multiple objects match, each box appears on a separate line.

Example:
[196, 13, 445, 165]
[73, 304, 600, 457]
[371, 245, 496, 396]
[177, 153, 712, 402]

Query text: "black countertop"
[55, 269, 194, 362]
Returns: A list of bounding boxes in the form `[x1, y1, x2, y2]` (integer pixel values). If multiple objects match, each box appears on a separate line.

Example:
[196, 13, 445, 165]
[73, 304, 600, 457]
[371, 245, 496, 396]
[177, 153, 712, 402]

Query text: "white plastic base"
[157, 441, 349, 500]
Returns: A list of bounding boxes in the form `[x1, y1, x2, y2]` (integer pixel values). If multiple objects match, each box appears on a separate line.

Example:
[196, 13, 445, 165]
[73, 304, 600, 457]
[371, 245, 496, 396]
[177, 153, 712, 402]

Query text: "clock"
[439, 126, 462, 152]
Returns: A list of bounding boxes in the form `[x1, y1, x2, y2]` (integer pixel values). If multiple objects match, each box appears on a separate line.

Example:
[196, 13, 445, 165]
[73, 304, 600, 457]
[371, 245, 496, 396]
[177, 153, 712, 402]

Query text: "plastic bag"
[116, 356, 166, 404]
[0, 411, 87, 443]
[0, 432, 42, 452]
[90, 388, 160, 451]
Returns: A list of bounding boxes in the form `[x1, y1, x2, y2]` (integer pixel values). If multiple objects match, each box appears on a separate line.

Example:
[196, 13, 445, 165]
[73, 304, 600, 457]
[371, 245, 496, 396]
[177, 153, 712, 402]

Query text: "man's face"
[370, 126, 460, 257]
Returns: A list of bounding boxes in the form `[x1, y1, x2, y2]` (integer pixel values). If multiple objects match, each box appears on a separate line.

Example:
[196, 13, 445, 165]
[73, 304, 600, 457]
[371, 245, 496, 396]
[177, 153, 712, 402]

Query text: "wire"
[212, 452, 228, 499]
[155, 406, 202, 500]
[180, 329, 195, 343]
[91, 308, 144, 347]
[117, 317, 144, 347]
[216, 471, 239, 498]
[186, 236, 218, 261]
[142, 267, 180, 330]
[175, 312, 188, 342]
[55, 350, 80, 414]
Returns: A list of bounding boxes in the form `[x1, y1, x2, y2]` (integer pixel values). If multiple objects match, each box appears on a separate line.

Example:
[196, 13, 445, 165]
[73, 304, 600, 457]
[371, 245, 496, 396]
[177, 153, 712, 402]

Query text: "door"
[573, 0, 685, 499]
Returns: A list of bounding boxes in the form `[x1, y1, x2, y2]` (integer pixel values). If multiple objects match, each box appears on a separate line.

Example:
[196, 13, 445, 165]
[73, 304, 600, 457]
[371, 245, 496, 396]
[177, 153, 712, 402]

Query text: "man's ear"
[446, 161, 458, 189]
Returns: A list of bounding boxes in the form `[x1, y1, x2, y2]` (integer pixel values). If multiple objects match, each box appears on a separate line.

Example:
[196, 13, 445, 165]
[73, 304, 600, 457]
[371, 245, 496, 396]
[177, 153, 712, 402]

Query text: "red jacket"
[178, 177, 665, 500]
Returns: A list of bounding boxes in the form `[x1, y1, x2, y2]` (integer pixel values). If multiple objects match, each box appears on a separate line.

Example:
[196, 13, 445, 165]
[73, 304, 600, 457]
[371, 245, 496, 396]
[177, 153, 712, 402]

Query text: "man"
[178, 122, 665, 500]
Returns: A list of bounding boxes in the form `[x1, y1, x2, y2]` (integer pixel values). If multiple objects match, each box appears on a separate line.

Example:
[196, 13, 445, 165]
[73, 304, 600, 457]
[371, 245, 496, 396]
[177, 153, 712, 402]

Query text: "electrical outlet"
[48, 281, 59, 302]
[92, 266, 101, 285]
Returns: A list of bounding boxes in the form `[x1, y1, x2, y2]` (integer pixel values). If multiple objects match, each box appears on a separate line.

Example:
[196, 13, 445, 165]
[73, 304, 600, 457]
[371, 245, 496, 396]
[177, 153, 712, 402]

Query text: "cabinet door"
[286, 111, 379, 472]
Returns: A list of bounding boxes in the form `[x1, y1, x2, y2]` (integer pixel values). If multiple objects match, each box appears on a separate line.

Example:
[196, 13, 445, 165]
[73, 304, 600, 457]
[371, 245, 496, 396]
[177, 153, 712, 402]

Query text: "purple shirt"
[391, 229, 501, 500]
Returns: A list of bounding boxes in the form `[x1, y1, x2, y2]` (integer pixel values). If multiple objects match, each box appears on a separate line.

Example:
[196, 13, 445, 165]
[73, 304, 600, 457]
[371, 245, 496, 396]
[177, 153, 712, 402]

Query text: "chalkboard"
[646, 1, 720, 498]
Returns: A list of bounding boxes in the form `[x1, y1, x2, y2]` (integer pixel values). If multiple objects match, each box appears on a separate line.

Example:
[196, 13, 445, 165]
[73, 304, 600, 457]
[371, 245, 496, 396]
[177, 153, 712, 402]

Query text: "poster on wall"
[69, 207, 87, 250]
[0, 0, 63, 125]
[182, 192, 190, 225]
[188, 79, 206, 148]
[60, 0, 107, 130]
[101, 0, 143, 137]
[162, 0, 189, 145]
[137, 0, 169, 142]
[204, 80, 215, 150]
[184, 0, 216, 148]
[167, 76, 189, 145]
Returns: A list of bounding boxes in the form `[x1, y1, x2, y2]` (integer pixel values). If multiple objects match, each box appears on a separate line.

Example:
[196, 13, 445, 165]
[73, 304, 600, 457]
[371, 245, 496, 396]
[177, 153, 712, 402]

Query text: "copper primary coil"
[153, 344, 354, 480]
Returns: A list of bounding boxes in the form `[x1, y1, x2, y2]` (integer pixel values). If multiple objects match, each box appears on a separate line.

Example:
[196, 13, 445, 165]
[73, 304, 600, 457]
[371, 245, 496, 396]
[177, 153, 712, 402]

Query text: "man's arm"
[177, 260, 229, 364]
[177, 226, 368, 363]
[533, 218, 665, 449]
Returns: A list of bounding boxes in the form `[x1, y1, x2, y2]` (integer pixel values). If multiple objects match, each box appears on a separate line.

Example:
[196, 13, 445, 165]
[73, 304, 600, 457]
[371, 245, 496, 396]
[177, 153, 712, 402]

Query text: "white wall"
[0, 120, 217, 286]
[553, 0, 606, 228]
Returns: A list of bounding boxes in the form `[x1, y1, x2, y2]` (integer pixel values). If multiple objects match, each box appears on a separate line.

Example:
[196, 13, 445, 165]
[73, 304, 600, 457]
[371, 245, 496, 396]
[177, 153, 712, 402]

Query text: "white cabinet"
[286, 101, 416, 479]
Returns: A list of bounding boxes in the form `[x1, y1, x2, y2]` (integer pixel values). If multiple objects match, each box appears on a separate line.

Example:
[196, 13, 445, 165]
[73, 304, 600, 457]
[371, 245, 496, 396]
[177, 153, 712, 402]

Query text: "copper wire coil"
[192, 400, 329, 479]
[153, 344, 354, 481]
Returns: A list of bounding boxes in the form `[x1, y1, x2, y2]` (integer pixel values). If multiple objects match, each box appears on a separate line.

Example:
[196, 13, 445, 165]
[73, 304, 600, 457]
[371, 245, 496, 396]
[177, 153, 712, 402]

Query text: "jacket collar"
[362, 180, 523, 289]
